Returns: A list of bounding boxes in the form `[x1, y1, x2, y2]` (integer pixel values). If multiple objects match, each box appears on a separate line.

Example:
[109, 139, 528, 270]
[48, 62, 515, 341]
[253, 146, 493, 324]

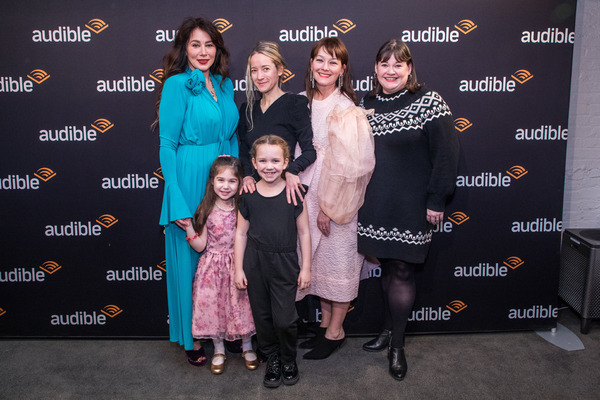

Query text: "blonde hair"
[244, 41, 286, 130]
[250, 135, 290, 161]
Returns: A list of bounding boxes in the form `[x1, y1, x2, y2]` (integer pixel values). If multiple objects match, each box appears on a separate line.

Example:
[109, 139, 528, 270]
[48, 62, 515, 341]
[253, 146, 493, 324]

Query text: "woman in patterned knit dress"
[358, 39, 460, 381]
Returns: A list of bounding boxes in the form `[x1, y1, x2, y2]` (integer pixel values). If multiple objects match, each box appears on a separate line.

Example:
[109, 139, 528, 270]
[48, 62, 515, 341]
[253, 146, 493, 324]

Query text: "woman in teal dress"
[156, 17, 239, 364]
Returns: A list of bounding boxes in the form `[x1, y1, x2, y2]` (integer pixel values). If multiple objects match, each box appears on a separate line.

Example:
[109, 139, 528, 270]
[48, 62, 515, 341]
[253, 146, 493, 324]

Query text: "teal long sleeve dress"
[159, 67, 239, 350]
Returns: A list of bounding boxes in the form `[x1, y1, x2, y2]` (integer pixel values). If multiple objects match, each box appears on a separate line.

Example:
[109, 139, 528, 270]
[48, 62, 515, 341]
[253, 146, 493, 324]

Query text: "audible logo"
[454, 118, 472, 132]
[459, 69, 533, 92]
[402, 19, 477, 43]
[279, 17, 356, 42]
[39, 118, 113, 142]
[0, 261, 62, 283]
[0, 69, 50, 93]
[511, 217, 562, 233]
[515, 125, 567, 141]
[508, 304, 558, 319]
[409, 302, 459, 322]
[282, 69, 295, 84]
[32, 18, 108, 42]
[448, 211, 469, 226]
[50, 304, 122, 326]
[44, 213, 117, 236]
[456, 165, 527, 188]
[156, 18, 232, 42]
[97, 72, 156, 93]
[446, 300, 468, 313]
[213, 18, 233, 33]
[521, 27, 575, 44]
[157, 260, 167, 272]
[106, 266, 164, 281]
[454, 257, 524, 278]
[352, 75, 374, 92]
[431, 211, 469, 234]
[0, 307, 5, 317]
[1, 167, 55, 190]
[149, 69, 164, 83]
[102, 171, 160, 190]
[154, 168, 164, 181]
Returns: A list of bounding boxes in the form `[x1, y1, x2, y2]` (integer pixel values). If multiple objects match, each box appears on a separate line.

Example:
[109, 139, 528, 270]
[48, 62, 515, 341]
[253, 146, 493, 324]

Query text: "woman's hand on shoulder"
[285, 172, 306, 205]
[240, 176, 256, 195]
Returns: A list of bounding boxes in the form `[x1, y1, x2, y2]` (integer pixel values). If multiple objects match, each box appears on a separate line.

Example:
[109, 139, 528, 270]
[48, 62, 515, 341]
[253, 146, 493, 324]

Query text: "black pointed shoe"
[303, 337, 345, 360]
[263, 354, 282, 388]
[299, 327, 326, 349]
[388, 347, 407, 381]
[362, 329, 391, 352]
[282, 361, 299, 385]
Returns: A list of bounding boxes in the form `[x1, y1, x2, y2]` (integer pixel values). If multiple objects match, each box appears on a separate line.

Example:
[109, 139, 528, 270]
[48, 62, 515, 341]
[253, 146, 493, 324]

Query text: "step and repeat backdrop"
[0, 0, 576, 337]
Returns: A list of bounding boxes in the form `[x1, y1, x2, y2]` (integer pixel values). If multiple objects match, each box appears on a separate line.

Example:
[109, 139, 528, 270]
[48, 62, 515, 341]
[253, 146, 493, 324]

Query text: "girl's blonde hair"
[244, 41, 286, 130]
[250, 135, 290, 161]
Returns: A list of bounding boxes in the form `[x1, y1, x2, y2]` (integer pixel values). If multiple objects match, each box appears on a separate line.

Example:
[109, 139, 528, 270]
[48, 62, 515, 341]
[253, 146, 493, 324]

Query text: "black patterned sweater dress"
[357, 88, 460, 264]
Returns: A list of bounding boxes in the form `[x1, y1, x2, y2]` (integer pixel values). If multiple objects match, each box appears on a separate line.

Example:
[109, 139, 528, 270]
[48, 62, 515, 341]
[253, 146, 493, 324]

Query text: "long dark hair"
[369, 39, 421, 96]
[192, 156, 243, 234]
[153, 17, 230, 128]
[304, 37, 357, 107]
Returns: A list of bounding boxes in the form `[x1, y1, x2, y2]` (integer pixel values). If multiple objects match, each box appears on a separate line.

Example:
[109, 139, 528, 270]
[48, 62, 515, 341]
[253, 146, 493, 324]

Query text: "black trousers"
[243, 243, 300, 364]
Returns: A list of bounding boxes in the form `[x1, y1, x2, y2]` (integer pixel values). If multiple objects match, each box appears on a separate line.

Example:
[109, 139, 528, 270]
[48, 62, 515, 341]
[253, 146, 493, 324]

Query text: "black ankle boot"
[299, 327, 326, 349]
[388, 347, 407, 381]
[362, 329, 391, 352]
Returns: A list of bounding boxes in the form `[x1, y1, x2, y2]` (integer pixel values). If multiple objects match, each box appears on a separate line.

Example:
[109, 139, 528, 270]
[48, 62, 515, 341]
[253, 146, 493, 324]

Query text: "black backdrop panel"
[0, 0, 576, 337]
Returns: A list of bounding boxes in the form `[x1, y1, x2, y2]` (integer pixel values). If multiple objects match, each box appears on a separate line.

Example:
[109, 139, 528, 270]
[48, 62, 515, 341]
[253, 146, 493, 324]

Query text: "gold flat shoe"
[210, 353, 226, 374]
[242, 350, 259, 370]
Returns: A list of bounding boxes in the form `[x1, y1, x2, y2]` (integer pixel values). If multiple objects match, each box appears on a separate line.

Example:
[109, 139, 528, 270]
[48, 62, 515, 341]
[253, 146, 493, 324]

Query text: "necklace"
[215, 202, 234, 212]
[206, 80, 217, 101]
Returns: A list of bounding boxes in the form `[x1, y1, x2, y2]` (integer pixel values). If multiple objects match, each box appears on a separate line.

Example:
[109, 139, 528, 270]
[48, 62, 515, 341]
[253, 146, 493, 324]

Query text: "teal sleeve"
[158, 76, 192, 225]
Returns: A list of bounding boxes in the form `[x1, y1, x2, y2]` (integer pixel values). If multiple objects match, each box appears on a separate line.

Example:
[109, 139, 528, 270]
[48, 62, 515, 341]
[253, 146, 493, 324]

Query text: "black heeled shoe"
[388, 347, 407, 381]
[303, 337, 345, 359]
[362, 329, 391, 352]
[299, 327, 326, 349]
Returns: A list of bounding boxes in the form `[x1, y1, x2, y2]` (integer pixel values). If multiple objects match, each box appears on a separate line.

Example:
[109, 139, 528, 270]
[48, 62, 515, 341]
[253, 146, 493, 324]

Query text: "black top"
[237, 93, 316, 177]
[239, 186, 307, 253]
[357, 87, 459, 263]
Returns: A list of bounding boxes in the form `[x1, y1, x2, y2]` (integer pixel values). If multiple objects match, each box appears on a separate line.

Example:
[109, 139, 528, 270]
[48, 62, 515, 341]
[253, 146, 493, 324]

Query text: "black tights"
[379, 258, 416, 348]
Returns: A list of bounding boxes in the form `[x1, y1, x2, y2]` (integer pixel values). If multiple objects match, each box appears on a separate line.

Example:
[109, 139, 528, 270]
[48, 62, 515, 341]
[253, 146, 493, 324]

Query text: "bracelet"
[186, 234, 198, 241]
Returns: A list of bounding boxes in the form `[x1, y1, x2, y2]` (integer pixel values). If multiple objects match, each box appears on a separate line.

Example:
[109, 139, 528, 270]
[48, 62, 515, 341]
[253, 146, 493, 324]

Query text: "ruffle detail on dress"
[185, 69, 206, 96]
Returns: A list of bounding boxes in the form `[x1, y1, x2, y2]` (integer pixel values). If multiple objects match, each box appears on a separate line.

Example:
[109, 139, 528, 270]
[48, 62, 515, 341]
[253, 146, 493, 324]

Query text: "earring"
[338, 74, 343, 89]
[408, 73, 412, 81]
[310, 70, 314, 88]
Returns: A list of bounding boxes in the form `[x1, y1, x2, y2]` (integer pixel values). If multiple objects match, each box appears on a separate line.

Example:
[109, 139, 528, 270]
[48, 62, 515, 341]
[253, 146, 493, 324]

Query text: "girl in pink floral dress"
[184, 156, 257, 375]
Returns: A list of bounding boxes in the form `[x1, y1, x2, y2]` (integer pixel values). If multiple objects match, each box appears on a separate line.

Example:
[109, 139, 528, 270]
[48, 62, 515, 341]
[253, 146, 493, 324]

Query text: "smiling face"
[375, 54, 412, 94]
[212, 167, 239, 203]
[249, 52, 283, 96]
[311, 47, 346, 92]
[251, 143, 289, 184]
[186, 28, 216, 73]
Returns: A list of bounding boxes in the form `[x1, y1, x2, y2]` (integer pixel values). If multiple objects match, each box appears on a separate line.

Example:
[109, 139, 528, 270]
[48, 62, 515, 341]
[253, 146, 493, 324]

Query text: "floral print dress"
[191, 207, 255, 341]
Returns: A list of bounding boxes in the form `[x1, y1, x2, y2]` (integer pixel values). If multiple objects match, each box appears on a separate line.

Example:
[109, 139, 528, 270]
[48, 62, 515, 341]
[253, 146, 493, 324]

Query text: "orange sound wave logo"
[333, 18, 356, 34]
[446, 300, 468, 313]
[506, 165, 528, 179]
[511, 69, 533, 84]
[101, 304, 123, 318]
[154, 168, 164, 181]
[149, 69, 164, 83]
[96, 214, 118, 228]
[40, 261, 62, 274]
[454, 118, 473, 132]
[213, 18, 233, 33]
[448, 211, 470, 225]
[282, 69, 295, 83]
[157, 260, 166, 272]
[0, 307, 6, 317]
[91, 118, 114, 133]
[85, 19, 109, 34]
[454, 19, 478, 34]
[503, 256, 525, 270]
[27, 69, 51, 84]
[34, 167, 56, 182]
